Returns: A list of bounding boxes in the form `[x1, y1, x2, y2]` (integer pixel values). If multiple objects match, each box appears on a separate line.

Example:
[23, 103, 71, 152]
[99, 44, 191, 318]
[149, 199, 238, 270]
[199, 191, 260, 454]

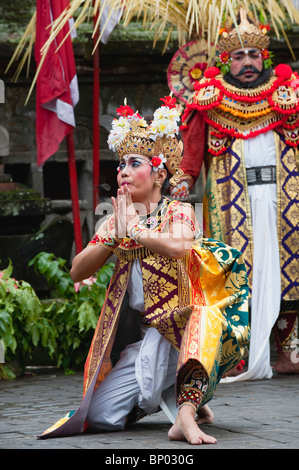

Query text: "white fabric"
[99, 3, 122, 44]
[222, 131, 281, 382]
[42, 75, 79, 126]
[86, 326, 179, 430]
[160, 385, 179, 424]
[86, 338, 141, 431]
[135, 327, 178, 414]
[127, 260, 145, 312]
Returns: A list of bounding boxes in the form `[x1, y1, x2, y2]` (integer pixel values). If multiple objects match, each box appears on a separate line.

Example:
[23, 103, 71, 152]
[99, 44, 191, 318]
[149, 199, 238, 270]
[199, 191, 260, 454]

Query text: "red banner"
[35, 0, 79, 167]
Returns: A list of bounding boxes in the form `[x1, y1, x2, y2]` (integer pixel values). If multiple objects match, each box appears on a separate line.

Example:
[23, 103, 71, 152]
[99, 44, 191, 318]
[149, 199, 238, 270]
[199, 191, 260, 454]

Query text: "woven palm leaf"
[167, 38, 212, 103]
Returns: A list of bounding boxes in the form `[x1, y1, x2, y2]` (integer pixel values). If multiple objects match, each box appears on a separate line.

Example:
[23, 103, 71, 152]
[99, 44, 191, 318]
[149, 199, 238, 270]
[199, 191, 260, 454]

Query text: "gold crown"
[117, 119, 156, 159]
[118, 119, 184, 186]
[218, 8, 270, 53]
[117, 121, 183, 186]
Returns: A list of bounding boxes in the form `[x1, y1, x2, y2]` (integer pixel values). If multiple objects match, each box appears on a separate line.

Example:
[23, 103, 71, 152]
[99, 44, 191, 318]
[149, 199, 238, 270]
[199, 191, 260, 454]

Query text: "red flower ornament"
[259, 23, 271, 34]
[261, 49, 270, 60]
[116, 105, 135, 117]
[160, 96, 177, 109]
[219, 52, 230, 64]
[150, 154, 167, 171]
[151, 156, 162, 166]
[219, 27, 229, 37]
[189, 62, 208, 81]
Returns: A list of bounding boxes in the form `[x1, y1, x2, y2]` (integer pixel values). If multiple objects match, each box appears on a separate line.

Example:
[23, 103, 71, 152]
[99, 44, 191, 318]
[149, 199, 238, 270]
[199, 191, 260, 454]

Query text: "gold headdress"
[107, 97, 184, 186]
[218, 7, 270, 53]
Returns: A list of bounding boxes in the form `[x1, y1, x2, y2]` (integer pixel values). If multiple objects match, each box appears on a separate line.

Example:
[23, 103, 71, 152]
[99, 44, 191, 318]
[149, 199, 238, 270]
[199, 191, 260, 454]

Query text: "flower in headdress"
[219, 27, 229, 38]
[259, 23, 271, 34]
[107, 96, 181, 153]
[219, 51, 231, 64]
[215, 51, 231, 75]
[150, 154, 167, 171]
[116, 105, 134, 117]
[107, 116, 131, 152]
[148, 102, 180, 141]
[261, 49, 275, 70]
[160, 96, 177, 109]
[129, 112, 144, 122]
[107, 106, 146, 152]
[261, 49, 270, 59]
[189, 62, 208, 81]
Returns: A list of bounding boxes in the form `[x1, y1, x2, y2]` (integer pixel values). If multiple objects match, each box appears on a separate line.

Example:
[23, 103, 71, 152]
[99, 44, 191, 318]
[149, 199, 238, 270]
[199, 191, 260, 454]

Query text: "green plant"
[0, 260, 57, 379]
[28, 252, 114, 373]
[0, 253, 114, 379]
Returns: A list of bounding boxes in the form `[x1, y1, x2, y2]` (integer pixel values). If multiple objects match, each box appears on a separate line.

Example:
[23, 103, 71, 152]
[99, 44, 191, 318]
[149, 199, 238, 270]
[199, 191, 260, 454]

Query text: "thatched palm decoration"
[6, 0, 299, 102]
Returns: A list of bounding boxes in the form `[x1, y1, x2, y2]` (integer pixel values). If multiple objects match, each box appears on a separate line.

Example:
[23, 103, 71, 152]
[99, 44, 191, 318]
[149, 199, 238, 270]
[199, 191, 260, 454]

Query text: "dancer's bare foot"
[168, 404, 217, 445]
[196, 403, 214, 424]
[222, 366, 243, 378]
[275, 351, 299, 374]
[222, 360, 246, 378]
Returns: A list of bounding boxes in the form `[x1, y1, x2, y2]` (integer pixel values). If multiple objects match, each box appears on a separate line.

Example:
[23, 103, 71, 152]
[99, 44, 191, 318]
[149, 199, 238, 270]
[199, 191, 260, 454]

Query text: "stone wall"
[0, 35, 180, 244]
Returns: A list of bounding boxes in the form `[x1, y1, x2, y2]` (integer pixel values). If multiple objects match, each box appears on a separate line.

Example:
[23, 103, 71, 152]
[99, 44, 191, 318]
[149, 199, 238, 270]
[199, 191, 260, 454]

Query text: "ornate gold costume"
[39, 198, 250, 438]
[175, 9, 299, 379]
[184, 65, 299, 157]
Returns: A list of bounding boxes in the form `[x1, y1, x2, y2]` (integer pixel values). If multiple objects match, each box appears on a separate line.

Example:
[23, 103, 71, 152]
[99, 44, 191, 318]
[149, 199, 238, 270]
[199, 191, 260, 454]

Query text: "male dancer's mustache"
[237, 66, 260, 76]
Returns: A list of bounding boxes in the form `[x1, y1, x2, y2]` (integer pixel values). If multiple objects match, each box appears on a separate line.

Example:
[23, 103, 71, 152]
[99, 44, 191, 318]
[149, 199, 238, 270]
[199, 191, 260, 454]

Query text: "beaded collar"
[182, 65, 299, 155]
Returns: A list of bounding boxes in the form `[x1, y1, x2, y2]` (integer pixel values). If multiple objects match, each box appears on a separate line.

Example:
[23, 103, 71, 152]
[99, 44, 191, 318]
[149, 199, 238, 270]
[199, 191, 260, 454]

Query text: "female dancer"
[40, 97, 249, 445]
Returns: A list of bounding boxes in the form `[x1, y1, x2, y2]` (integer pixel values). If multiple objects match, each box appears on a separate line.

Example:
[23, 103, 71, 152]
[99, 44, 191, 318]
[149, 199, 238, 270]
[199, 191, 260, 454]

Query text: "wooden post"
[93, 5, 100, 211]
[66, 131, 83, 254]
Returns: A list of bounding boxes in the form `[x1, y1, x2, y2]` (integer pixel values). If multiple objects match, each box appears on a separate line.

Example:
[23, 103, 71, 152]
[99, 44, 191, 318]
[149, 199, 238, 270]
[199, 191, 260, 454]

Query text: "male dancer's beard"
[224, 67, 272, 89]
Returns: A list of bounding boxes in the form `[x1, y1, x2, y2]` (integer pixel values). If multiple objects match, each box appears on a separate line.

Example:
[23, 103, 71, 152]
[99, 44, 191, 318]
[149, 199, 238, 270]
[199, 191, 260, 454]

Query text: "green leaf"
[259, 10, 265, 24]
[30, 252, 53, 273]
[31, 324, 40, 347]
[77, 302, 98, 332]
[0, 364, 16, 380]
[1, 254, 114, 378]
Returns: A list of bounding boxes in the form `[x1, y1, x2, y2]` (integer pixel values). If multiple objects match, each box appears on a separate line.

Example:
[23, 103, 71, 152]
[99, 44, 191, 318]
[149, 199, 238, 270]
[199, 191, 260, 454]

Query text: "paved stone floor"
[0, 367, 299, 453]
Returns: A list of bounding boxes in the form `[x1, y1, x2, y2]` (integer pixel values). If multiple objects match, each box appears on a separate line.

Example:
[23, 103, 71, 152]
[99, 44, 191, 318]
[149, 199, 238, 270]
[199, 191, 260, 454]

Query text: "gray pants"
[86, 327, 178, 431]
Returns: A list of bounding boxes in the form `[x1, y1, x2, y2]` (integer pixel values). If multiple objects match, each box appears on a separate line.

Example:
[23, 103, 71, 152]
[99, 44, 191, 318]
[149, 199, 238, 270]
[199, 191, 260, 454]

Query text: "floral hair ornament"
[261, 48, 274, 69]
[108, 100, 147, 152]
[258, 13, 274, 69]
[148, 96, 181, 141]
[107, 96, 185, 186]
[216, 51, 232, 75]
[150, 154, 167, 171]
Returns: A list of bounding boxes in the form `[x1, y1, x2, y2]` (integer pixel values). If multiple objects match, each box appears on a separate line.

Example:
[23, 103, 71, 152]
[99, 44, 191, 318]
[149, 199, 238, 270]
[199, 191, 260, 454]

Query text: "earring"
[154, 181, 162, 188]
